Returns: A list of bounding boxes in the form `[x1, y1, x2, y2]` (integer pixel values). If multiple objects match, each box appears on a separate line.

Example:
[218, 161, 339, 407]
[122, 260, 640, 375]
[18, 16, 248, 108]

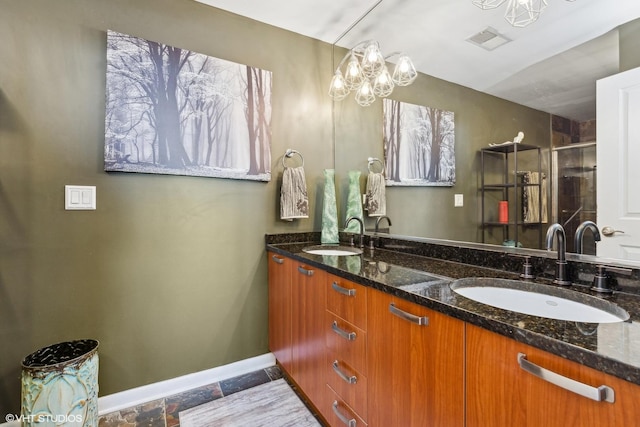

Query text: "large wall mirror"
[332, 0, 640, 265]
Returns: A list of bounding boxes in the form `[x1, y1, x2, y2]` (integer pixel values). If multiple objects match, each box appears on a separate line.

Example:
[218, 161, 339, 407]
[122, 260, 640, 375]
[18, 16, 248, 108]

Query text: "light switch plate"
[65, 185, 96, 210]
[454, 194, 464, 207]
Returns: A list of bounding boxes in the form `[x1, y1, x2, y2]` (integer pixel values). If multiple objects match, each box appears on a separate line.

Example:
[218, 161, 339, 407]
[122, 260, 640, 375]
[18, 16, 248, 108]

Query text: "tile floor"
[98, 365, 315, 427]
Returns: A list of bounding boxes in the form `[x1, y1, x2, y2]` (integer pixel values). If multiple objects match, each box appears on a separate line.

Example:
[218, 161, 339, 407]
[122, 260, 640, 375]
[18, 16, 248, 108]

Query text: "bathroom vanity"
[266, 233, 640, 427]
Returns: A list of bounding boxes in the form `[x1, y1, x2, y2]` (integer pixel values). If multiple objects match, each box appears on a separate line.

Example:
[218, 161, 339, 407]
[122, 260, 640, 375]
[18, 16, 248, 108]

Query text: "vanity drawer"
[325, 312, 367, 375]
[326, 350, 368, 421]
[327, 276, 367, 330]
[325, 384, 368, 427]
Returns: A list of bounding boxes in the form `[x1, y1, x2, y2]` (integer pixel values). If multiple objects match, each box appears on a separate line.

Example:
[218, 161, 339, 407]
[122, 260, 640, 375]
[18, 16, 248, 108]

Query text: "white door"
[596, 67, 640, 260]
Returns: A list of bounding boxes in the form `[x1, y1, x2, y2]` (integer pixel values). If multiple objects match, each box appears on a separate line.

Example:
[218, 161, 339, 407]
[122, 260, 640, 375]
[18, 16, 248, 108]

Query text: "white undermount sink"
[302, 245, 363, 256]
[450, 277, 629, 323]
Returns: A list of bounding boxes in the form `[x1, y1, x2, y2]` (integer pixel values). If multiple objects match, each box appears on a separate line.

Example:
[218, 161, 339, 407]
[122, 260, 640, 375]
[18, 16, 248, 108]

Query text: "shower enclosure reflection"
[552, 142, 597, 254]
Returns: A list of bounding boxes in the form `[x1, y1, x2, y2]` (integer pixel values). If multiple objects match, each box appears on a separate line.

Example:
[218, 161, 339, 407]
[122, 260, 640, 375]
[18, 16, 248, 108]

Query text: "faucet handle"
[591, 264, 632, 294]
[519, 256, 535, 281]
[591, 265, 612, 294]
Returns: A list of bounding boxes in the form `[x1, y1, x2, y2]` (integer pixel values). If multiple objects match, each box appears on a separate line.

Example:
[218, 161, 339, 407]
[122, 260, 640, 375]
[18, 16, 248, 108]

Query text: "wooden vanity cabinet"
[268, 253, 293, 373]
[268, 252, 327, 416]
[367, 288, 465, 427]
[466, 324, 640, 427]
[270, 251, 640, 427]
[291, 261, 328, 414]
[324, 276, 369, 426]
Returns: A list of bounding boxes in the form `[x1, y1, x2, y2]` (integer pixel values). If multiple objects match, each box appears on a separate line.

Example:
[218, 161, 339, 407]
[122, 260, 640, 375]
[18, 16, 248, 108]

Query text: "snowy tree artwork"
[383, 99, 455, 186]
[104, 30, 272, 181]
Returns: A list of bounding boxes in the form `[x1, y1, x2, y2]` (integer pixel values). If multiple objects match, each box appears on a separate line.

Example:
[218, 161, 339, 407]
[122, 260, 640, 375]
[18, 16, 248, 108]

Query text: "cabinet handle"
[297, 265, 314, 276]
[332, 281, 356, 296]
[332, 321, 356, 341]
[332, 401, 357, 427]
[517, 353, 615, 403]
[271, 255, 284, 264]
[389, 303, 429, 326]
[332, 360, 357, 384]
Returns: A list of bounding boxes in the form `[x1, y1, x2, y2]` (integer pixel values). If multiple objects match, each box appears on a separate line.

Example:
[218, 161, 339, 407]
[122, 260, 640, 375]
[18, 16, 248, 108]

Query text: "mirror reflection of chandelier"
[473, 0, 576, 28]
[328, 40, 417, 107]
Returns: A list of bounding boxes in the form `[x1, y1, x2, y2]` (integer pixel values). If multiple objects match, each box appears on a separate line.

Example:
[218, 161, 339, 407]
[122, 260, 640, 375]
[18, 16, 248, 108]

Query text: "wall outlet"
[454, 194, 463, 207]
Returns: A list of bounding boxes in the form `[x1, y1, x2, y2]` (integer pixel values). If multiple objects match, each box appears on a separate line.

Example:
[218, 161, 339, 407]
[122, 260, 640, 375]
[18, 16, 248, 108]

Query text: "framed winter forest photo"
[383, 99, 455, 186]
[105, 30, 272, 181]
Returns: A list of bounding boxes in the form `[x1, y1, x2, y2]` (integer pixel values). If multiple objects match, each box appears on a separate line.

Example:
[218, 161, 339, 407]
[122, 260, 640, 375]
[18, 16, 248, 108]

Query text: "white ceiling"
[194, 0, 640, 121]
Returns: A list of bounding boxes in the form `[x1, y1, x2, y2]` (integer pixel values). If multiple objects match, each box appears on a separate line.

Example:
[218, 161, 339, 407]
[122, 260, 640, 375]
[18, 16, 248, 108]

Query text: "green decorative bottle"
[321, 169, 339, 244]
[344, 170, 364, 233]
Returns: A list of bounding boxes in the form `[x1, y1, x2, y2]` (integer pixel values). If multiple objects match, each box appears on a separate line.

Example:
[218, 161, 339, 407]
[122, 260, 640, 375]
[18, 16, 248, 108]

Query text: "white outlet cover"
[454, 194, 464, 207]
[65, 185, 96, 210]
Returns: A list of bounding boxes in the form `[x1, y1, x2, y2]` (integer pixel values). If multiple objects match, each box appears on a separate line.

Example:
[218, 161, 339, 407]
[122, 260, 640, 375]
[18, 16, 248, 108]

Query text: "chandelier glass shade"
[505, 0, 548, 27]
[344, 54, 365, 91]
[473, 0, 577, 28]
[329, 40, 417, 107]
[471, 0, 507, 9]
[328, 71, 349, 101]
[355, 80, 376, 107]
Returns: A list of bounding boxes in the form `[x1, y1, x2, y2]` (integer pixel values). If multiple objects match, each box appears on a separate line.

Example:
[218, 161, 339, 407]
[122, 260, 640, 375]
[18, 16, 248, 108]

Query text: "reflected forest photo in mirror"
[383, 99, 455, 187]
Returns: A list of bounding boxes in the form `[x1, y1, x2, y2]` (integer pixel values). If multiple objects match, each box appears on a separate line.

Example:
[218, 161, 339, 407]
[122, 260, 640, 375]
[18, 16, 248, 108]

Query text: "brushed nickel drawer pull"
[271, 255, 284, 264]
[332, 401, 356, 427]
[332, 321, 356, 341]
[389, 303, 429, 326]
[332, 282, 356, 296]
[517, 353, 615, 403]
[297, 265, 314, 276]
[332, 360, 357, 384]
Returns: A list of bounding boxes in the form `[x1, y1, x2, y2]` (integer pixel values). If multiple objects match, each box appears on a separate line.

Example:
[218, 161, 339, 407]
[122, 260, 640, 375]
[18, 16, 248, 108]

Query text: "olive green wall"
[0, 0, 333, 413]
[620, 18, 640, 72]
[334, 56, 551, 246]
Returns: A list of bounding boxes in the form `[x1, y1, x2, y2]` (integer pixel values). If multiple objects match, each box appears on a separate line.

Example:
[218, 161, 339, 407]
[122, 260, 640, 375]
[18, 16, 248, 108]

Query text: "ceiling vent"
[466, 27, 511, 51]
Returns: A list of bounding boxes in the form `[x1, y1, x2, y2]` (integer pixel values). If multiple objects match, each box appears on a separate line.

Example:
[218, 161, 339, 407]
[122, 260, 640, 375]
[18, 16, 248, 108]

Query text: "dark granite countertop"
[266, 238, 640, 387]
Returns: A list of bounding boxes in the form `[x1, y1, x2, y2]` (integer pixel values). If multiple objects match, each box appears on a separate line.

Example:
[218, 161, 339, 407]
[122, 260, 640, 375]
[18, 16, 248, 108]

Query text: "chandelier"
[473, 0, 575, 28]
[328, 40, 417, 107]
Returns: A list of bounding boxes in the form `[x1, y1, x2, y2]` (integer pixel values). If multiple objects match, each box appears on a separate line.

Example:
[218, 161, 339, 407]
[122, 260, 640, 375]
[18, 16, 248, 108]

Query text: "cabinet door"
[291, 262, 327, 415]
[466, 324, 640, 427]
[367, 289, 464, 427]
[268, 253, 293, 373]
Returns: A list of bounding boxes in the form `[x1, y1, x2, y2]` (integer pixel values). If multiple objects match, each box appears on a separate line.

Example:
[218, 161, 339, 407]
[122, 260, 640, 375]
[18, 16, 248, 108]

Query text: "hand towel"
[523, 171, 548, 223]
[345, 170, 364, 232]
[280, 166, 309, 221]
[365, 171, 386, 217]
[321, 169, 339, 244]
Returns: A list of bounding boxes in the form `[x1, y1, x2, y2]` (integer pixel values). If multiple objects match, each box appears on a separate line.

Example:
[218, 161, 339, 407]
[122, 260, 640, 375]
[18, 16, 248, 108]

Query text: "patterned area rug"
[179, 378, 321, 427]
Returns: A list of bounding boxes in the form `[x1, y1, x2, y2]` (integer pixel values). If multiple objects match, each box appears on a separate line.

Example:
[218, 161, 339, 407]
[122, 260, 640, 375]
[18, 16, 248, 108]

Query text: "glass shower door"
[552, 142, 597, 254]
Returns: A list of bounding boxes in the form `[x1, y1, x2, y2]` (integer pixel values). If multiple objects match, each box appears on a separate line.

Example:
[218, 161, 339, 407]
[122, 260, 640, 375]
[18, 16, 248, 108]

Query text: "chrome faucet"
[375, 216, 392, 233]
[574, 221, 601, 254]
[346, 217, 364, 248]
[545, 223, 571, 286]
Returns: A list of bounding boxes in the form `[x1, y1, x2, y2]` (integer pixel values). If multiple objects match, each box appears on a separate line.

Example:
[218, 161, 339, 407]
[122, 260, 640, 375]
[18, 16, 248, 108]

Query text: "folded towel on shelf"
[365, 171, 386, 217]
[523, 171, 548, 223]
[280, 166, 309, 221]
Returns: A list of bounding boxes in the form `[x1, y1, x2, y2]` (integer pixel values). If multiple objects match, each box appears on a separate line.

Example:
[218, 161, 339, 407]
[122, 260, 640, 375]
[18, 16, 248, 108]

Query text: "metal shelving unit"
[480, 143, 543, 248]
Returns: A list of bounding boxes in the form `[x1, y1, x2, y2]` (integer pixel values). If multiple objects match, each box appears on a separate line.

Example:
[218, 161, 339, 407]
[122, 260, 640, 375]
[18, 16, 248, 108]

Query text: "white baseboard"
[0, 353, 275, 426]
[98, 352, 276, 414]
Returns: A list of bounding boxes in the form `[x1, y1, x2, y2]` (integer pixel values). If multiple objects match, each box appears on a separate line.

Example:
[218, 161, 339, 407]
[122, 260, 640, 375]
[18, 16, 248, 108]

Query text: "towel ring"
[367, 157, 384, 173]
[283, 149, 304, 168]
